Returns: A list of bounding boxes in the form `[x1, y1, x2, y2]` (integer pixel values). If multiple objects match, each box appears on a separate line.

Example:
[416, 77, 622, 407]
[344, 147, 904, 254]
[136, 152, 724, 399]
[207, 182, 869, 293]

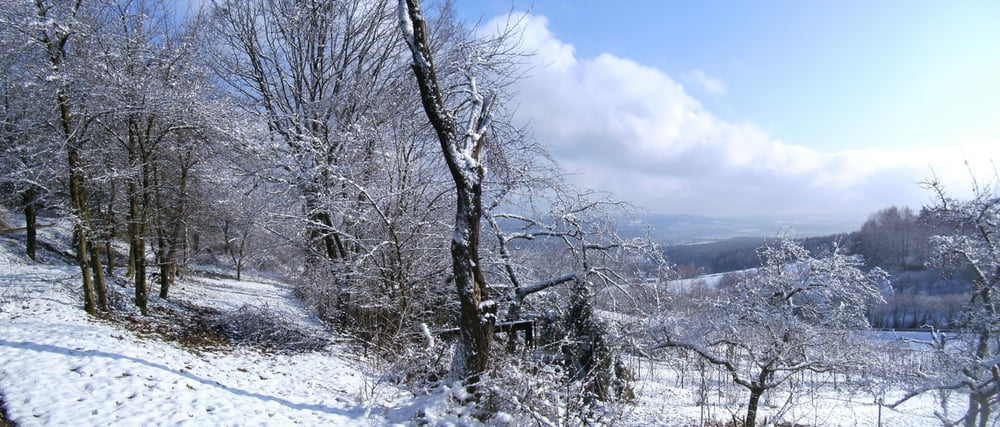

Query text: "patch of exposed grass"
[110, 301, 231, 353]
[109, 299, 327, 354]
[0, 394, 15, 427]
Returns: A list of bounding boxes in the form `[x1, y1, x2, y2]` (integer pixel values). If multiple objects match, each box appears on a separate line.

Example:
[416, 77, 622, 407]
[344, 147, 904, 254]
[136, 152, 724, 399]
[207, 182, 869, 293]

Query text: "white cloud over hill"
[483, 13, 988, 221]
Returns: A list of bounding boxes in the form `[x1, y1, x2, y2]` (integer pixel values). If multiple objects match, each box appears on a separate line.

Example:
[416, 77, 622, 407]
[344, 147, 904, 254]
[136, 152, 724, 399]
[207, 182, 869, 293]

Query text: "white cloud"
[684, 69, 727, 95]
[485, 13, 990, 221]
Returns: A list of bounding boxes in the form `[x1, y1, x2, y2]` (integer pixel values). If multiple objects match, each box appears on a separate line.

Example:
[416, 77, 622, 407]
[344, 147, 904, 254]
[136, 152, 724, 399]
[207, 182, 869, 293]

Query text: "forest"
[2, 1, 1000, 426]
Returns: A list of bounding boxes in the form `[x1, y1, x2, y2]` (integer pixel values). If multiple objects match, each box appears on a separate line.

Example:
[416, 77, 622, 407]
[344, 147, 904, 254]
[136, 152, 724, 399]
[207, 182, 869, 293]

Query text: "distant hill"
[663, 236, 768, 274]
[662, 232, 858, 275]
[625, 214, 861, 245]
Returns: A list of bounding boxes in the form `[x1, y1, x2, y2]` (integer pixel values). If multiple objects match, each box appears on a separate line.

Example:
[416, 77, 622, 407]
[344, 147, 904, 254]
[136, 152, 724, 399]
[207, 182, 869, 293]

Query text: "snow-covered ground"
[627, 357, 941, 426]
[0, 221, 952, 425]
[661, 271, 734, 293]
[0, 222, 422, 426]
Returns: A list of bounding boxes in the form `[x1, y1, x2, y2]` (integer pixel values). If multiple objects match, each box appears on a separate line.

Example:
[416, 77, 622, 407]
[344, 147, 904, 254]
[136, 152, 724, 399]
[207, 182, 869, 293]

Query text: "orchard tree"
[651, 238, 886, 427]
[485, 189, 663, 404]
[486, 185, 666, 329]
[890, 172, 1000, 427]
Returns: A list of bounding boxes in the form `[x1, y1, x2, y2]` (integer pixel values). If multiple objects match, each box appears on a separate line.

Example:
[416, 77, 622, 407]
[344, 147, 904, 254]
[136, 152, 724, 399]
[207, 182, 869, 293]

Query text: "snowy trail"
[0, 327, 370, 425]
[177, 274, 327, 335]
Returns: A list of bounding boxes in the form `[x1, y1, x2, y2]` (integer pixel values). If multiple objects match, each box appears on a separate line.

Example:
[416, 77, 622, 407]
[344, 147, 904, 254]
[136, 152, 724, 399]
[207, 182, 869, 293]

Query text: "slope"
[0, 219, 416, 425]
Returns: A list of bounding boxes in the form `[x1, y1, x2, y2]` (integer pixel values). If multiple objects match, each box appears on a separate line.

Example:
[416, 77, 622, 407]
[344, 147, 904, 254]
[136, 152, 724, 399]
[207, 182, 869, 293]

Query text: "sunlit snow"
[0, 220, 946, 425]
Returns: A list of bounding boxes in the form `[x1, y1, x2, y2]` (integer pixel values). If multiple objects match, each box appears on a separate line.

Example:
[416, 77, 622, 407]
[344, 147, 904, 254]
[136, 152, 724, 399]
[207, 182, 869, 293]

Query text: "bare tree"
[209, 0, 409, 265]
[856, 206, 928, 269]
[82, 0, 224, 311]
[398, 0, 516, 393]
[892, 171, 1000, 427]
[650, 238, 886, 427]
[486, 189, 663, 406]
[3, 0, 245, 316]
[28, 0, 110, 314]
[0, 0, 61, 261]
[486, 187, 665, 321]
[208, 0, 458, 346]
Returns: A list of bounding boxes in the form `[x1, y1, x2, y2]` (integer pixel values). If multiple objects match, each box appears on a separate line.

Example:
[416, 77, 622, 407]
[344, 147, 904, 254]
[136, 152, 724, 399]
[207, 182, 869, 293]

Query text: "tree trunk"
[36, 0, 97, 315]
[963, 329, 994, 427]
[158, 260, 173, 299]
[125, 121, 155, 315]
[90, 241, 108, 311]
[978, 394, 990, 427]
[128, 180, 148, 315]
[399, 0, 496, 396]
[745, 367, 774, 427]
[746, 385, 764, 427]
[158, 157, 191, 300]
[306, 206, 347, 264]
[69, 150, 97, 315]
[105, 184, 116, 276]
[222, 220, 245, 281]
[22, 189, 37, 260]
[963, 392, 991, 427]
[62, 93, 97, 315]
[965, 394, 979, 427]
[105, 238, 115, 276]
[452, 178, 494, 389]
[126, 243, 136, 279]
[70, 182, 97, 315]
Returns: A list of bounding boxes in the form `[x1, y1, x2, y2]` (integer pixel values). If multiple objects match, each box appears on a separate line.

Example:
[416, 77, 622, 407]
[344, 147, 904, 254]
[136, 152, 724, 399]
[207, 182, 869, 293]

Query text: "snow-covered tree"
[856, 206, 929, 269]
[0, 0, 63, 261]
[24, 0, 114, 314]
[398, 1, 672, 410]
[1, 0, 247, 315]
[488, 191, 666, 313]
[398, 0, 501, 395]
[893, 172, 1000, 427]
[209, 0, 410, 262]
[650, 238, 886, 427]
[484, 188, 662, 409]
[208, 0, 457, 345]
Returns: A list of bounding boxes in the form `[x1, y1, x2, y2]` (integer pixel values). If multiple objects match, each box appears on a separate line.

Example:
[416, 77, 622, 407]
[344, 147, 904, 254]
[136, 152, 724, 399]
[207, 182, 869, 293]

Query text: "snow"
[662, 271, 732, 292]
[0, 224, 420, 426]
[627, 358, 941, 426]
[0, 220, 957, 425]
[397, 0, 416, 48]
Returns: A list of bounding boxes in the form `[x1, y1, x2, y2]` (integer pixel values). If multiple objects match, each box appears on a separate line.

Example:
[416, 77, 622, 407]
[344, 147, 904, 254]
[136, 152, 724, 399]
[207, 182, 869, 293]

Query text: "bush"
[210, 304, 328, 352]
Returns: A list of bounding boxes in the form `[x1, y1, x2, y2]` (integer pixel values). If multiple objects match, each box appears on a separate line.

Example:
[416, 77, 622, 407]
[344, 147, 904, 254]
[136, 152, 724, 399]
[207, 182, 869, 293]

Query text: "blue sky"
[453, 1, 1000, 225]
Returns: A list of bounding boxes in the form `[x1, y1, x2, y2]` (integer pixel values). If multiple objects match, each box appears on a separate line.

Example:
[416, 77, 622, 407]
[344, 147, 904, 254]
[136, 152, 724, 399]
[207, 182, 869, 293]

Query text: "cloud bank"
[485, 14, 987, 222]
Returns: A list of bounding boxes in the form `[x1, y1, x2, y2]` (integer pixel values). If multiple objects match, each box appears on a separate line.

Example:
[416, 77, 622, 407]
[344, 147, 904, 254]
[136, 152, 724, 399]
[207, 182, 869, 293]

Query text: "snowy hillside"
[0, 222, 423, 426]
[0, 221, 949, 426]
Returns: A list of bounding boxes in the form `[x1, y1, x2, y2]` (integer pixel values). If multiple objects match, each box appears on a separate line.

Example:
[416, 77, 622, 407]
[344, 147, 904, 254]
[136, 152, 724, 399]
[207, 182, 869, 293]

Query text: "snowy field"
[0, 222, 950, 425]
[662, 272, 732, 293]
[627, 357, 941, 426]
